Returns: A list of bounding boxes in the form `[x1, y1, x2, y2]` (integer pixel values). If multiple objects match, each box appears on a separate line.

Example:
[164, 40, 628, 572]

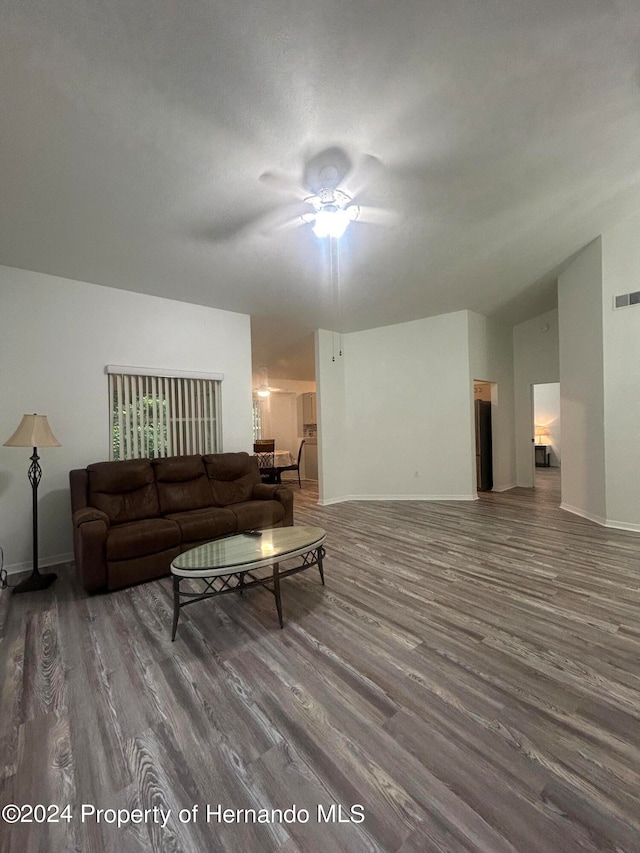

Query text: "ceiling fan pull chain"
[336, 237, 343, 357]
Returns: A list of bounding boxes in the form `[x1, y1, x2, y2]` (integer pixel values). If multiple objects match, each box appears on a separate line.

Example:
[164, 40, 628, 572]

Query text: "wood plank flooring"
[1, 469, 640, 852]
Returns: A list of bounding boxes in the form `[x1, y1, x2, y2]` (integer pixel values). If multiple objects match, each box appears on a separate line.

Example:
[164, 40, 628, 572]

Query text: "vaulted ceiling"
[3, 1, 640, 380]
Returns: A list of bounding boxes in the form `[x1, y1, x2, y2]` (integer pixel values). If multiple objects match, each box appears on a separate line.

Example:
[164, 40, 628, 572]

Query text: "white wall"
[513, 309, 560, 486]
[317, 310, 517, 503]
[0, 265, 253, 571]
[602, 213, 640, 529]
[316, 330, 349, 504]
[336, 312, 476, 500]
[558, 239, 606, 524]
[259, 394, 297, 455]
[468, 312, 516, 491]
[533, 383, 561, 466]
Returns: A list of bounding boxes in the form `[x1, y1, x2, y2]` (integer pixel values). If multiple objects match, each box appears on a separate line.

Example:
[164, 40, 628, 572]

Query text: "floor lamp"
[4, 414, 61, 594]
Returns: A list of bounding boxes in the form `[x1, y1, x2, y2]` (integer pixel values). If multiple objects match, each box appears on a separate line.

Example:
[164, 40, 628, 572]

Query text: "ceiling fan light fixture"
[346, 204, 360, 222]
[261, 150, 391, 239]
[256, 366, 271, 397]
[312, 207, 351, 239]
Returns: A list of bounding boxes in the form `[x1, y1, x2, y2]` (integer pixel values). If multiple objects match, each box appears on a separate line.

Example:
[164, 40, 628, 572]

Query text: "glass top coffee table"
[170, 526, 326, 640]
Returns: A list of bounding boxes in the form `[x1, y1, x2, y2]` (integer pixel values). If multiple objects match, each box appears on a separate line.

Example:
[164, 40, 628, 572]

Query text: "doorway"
[474, 381, 495, 491]
[531, 382, 561, 484]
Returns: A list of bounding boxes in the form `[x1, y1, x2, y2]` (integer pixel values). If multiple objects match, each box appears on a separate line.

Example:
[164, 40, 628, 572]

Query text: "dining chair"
[253, 439, 277, 483]
[278, 439, 305, 488]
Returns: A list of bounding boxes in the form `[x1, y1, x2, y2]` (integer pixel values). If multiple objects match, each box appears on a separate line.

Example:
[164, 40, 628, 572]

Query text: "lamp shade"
[4, 414, 61, 448]
[534, 425, 549, 444]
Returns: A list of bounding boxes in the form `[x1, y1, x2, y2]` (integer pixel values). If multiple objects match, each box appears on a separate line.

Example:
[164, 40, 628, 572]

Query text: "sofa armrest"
[252, 483, 280, 501]
[72, 508, 110, 593]
[73, 507, 110, 528]
[251, 483, 294, 526]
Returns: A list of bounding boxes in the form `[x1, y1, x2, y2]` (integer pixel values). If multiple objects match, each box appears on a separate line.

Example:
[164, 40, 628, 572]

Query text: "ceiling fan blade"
[344, 154, 384, 199]
[188, 208, 277, 243]
[351, 204, 397, 225]
[268, 216, 307, 234]
[189, 199, 310, 244]
[259, 169, 308, 200]
[258, 202, 310, 235]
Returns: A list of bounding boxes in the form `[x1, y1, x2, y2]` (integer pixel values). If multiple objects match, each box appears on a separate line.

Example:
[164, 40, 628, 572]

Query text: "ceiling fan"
[254, 367, 285, 397]
[258, 146, 396, 238]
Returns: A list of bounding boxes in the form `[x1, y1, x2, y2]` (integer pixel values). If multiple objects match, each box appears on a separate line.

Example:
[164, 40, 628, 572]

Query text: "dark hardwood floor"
[1, 470, 640, 852]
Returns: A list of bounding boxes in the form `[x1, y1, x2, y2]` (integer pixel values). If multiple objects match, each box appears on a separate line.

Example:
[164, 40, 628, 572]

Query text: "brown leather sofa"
[69, 452, 293, 593]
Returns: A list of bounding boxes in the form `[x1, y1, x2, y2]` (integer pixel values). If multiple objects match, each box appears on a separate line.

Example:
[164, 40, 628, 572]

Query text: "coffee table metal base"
[171, 545, 325, 640]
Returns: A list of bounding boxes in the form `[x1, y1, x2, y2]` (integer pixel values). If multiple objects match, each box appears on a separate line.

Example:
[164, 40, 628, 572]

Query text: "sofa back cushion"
[69, 468, 89, 514]
[87, 460, 160, 525]
[204, 452, 260, 506]
[152, 455, 212, 514]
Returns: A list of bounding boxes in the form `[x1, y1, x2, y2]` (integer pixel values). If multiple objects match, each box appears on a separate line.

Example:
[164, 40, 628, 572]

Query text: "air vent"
[614, 291, 640, 309]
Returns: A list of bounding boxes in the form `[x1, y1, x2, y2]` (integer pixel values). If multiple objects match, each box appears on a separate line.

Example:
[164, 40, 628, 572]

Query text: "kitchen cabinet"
[301, 392, 317, 425]
[304, 439, 318, 480]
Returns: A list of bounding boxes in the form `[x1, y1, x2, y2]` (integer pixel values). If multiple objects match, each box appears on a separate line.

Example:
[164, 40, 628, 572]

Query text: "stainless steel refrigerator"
[475, 400, 493, 491]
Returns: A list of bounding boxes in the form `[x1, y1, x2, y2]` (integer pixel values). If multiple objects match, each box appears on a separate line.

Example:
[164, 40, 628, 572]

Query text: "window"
[252, 398, 262, 443]
[107, 365, 222, 460]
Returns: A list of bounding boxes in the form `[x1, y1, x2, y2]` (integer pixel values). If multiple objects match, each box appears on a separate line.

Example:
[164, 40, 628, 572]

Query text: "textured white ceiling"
[3, 1, 640, 379]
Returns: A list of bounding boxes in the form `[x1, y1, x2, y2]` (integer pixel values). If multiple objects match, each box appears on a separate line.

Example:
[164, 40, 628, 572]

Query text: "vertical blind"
[107, 367, 222, 461]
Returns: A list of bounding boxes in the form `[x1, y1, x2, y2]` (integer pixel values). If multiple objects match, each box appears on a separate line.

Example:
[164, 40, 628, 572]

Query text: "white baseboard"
[492, 483, 517, 493]
[319, 494, 477, 506]
[602, 518, 640, 533]
[561, 502, 640, 533]
[5, 552, 73, 576]
[560, 503, 607, 527]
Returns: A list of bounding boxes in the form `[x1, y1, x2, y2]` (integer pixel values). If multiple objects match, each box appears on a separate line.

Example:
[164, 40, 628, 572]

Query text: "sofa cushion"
[152, 455, 213, 514]
[106, 517, 180, 561]
[88, 460, 159, 525]
[203, 452, 260, 506]
[229, 499, 285, 531]
[164, 506, 237, 543]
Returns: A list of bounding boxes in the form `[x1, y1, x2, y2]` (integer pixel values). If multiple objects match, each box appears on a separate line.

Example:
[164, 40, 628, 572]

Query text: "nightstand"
[534, 444, 550, 467]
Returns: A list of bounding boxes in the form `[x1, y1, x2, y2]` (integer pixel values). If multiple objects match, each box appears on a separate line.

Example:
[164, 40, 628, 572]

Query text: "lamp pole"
[29, 446, 42, 576]
[13, 444, 57, 593]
